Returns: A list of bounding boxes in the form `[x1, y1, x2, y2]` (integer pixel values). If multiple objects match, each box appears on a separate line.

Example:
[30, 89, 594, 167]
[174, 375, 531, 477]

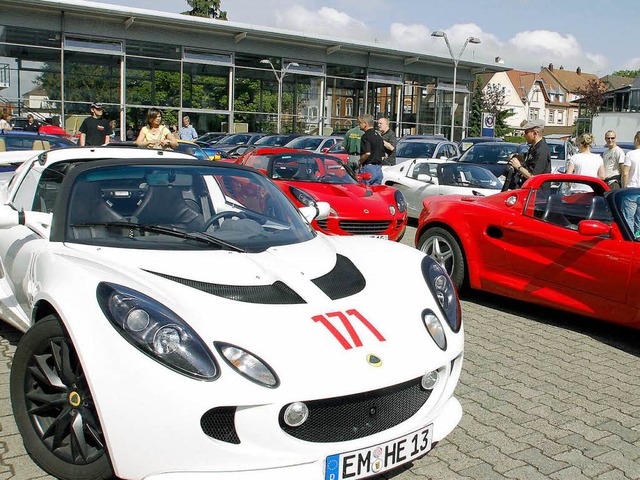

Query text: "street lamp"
[260, 59, 299, 133]
[431, 31, 481, 141]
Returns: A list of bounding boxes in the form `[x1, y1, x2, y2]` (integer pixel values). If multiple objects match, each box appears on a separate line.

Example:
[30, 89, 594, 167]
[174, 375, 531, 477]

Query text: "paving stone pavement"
[1, 225, 639, 479]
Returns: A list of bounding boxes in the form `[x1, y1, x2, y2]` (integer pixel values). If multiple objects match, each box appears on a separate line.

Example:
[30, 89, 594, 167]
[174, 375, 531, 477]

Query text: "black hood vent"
[146, 271, 305, 304]
[312, 254, 366, 300]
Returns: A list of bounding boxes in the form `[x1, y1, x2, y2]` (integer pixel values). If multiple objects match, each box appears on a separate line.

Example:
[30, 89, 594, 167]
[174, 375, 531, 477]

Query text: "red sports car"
[416, 173, 640, 328]
[239, 150, 408, 240]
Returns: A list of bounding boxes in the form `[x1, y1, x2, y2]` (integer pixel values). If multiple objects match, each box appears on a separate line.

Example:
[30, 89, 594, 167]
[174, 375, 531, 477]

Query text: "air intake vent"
[312, 255, 365, 299]
[146, 271, 305, 304]
[201, 407, 240, 444]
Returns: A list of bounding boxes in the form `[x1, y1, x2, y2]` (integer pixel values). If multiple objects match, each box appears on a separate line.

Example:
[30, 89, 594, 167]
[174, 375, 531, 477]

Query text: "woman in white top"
[565, 133, 604, 192]
[621, 131, 640, 236]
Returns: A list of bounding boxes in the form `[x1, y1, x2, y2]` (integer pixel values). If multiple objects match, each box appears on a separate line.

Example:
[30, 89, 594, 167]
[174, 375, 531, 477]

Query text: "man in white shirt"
[602, 130, 625, 189]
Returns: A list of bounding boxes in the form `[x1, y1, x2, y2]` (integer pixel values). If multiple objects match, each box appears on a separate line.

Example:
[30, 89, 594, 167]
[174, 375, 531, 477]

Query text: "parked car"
[325, 140, 349, 164]
[397, 134, 447, 145]
[544, 138, 578, 173]
[456, 142, 522, 178]
[238, 150, 408, 241]
[231, 146, 298, 165]
[253, 133, 305, 147]
[394, 138, 460, 165]
[0, 131, 76, 151]
[459, 136, 503, 154]
[416, 172, 640, 328]
[283, 135, 342, 153]
[196, 132, 228, 145]
[383, 158, 503, 218]
[4, 146, 463, 480]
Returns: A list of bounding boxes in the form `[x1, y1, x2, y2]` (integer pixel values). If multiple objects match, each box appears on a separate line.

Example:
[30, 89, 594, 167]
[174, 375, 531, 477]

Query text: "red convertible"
[416, 173, 640, 328]
[239, 151, 408, 240]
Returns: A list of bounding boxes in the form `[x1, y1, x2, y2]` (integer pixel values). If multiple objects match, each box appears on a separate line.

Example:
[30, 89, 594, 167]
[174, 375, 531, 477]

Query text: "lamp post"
[260, 59, 299, 133]
[431, 31, 481, 141]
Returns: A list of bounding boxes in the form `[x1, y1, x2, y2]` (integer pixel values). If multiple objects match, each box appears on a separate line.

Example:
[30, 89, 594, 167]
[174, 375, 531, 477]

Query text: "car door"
[501, 179, 633, 307]
[401, 161, 438, 216]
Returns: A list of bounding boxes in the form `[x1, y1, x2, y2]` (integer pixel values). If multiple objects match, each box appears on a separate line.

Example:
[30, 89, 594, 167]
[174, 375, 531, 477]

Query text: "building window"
[345, 99, 353, 117]
[335, 99, 341, 117]
[532, 88, 540, 102]
[529, 108, 539, 120]
[557, 111, 564, 124]
[548, 111, 554, 123]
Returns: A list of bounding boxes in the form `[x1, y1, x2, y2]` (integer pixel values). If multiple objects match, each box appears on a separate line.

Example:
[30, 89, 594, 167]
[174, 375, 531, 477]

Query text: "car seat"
[32, 140, 50, 150]
[586, 196, 612, 222]
[541, 194, 571, 227]
[0, 139, 5, 152]
[131, 185, 205, 231]
[69, 181, 126, 239]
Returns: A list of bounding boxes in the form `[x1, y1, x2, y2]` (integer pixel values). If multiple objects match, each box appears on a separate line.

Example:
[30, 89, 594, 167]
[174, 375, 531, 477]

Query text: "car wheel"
[417, 227, 466, 290]
[10, 315, 115, 480]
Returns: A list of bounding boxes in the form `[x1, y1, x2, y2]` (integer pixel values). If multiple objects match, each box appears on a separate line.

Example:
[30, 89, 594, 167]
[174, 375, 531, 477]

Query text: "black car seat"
[131, 185, 205, 231]
[69, 181, 125, 239]
[586, 196, 612, 222]
[541, 194, 571, 227]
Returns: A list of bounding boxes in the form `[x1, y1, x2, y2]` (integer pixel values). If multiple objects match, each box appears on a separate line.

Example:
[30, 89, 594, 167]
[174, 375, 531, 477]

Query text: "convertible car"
[239, 151, 408, 241]
[416, 173, 640, 328]
[4, 147, 463, 479]
[383, 159, 502, 218]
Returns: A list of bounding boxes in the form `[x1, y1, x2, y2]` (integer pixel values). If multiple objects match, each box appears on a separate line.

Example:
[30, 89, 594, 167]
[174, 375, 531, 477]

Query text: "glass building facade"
[1, 0, 499, 140]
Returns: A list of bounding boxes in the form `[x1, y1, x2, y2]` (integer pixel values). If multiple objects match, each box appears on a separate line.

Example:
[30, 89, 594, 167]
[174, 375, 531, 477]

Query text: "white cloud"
[622, 58, 640, 70]
[275, 5, 370, 40]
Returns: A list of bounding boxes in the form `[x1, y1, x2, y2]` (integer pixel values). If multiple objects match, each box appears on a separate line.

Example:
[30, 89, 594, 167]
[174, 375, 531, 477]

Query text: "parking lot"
[1, 225, 639, 479]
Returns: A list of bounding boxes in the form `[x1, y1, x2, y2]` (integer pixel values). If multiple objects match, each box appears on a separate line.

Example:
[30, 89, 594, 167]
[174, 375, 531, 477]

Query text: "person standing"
[621, 131, 640, 237]
[377, 117, 397, 165]
[23, 114, 40, 132]
[135, 107, 178, 149]
[358, 114, 384, 185]
[343, 122, 364, 170]
[508, 119, 551, 186]
[602, 130, 625, 189]
[179, 116, 198, 141]
[79, 103, 112, 146]
[565, 133, 605, 192]
[0, 112, 13, 131]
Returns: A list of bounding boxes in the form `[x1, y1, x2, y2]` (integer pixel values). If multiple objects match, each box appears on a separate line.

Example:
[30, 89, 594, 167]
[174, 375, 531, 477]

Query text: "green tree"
[183, 0, 227, 19]
[612, 69, 640, 78]
[468, 76, 484, 136]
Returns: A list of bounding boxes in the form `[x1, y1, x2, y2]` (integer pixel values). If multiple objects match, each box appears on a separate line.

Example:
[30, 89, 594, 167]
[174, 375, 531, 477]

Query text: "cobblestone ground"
[1, 225, 639, 479]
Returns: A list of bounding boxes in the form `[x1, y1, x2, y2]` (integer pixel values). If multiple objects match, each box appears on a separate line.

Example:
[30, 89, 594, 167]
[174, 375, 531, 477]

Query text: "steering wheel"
[203, 211, 247, 230]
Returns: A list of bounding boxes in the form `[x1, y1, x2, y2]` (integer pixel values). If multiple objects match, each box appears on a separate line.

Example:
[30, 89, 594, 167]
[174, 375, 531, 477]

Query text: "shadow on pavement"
[464, 289, 640, 358]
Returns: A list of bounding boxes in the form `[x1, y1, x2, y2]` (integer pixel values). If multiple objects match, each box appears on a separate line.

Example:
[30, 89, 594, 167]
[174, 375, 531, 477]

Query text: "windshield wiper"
[71, 222, 245, 252]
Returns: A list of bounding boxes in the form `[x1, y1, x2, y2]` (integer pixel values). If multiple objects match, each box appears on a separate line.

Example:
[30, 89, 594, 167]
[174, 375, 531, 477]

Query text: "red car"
[416, 173, 640, 328]
[239, 150, 408, 240]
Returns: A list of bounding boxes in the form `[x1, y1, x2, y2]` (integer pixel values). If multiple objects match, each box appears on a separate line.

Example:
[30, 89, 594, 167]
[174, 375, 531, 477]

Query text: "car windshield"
[254, 135, 289, 146]
[546, 141, 566, 160]
[216, 134, 251, 145]
[396, 142, 437, 158]
[285, 137, 323, 150]
[439, 164, 502, 189]
[459, 144, 520, 165]
[65, 164, 315, 252]
[271, 153, 357, 184]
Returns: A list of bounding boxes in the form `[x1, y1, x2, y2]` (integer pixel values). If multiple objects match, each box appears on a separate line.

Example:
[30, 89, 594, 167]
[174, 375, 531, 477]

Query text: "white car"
[383, 158, 503, 218]
[4, 147, 463, 480]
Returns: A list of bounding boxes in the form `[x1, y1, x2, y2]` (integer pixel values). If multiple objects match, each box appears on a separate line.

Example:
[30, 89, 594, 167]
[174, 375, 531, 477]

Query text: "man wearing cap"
[79, 102, 112, 146]
[508, 118, 550, 186]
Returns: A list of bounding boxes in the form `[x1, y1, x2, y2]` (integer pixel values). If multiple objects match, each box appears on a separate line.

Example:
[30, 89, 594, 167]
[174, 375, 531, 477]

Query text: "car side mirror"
[322, 147, 330, 153]
[578, 219, 610, 236]
[417, 173, 433, 183]
[300, 201, 330, 223]
[0, 205, 51, 237]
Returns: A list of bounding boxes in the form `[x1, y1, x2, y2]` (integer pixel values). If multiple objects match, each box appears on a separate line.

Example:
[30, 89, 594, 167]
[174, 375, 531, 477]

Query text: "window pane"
[0, 26, 61, 48]
[64, 50, 120, 103]
[182, 62, 229, 110]
[125, 57, 180, 107]
[126, 40, 181, 60]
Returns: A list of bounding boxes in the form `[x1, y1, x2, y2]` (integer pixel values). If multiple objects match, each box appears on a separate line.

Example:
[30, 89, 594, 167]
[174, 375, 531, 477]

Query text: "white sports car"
[3, 147, 463, 480]
[383, 158, 503, 218]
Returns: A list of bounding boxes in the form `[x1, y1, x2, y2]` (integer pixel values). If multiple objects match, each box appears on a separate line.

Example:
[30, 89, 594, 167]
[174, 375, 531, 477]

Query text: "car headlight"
[215, 342, 279, 388]
[289, 186, 316, 207]
[394, 189, 407, 213]
[421, 256, 461, 332]
[422, 309, 446, 349]
[97, 282, 218, 381]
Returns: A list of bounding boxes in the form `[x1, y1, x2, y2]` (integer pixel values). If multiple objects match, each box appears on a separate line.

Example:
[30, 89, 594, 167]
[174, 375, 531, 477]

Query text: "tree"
[481, 82, 514, 137]
[574, 79, 606, 119]
[468, 76, 484, 137]
[183, 0, 227, 19]
[612, 69, 640, 78]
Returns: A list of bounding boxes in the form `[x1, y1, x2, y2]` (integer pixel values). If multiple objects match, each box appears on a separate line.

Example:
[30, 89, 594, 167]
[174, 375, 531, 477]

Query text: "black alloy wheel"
[10, 315, 115, 480]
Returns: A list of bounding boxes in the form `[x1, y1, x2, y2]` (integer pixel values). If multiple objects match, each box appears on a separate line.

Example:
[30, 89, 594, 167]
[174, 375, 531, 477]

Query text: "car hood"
[55, 235, 454, 399]
[280, 181, 396, 213]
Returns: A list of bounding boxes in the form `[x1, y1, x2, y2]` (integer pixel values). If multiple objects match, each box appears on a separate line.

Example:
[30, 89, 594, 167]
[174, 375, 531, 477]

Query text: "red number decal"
[313, 309, 385, 349]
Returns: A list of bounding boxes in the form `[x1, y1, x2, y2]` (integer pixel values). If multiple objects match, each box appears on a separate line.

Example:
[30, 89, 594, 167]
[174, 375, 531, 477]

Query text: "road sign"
[481, 113, 495, 137]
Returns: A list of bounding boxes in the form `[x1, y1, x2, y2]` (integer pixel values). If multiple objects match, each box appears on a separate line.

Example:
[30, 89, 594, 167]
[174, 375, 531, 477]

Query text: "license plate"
[361, 234, 388, 240]
[325, 425, 432, 480]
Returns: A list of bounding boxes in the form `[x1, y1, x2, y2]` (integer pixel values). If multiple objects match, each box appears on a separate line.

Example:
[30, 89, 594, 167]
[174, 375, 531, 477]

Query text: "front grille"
[316, 219, 329, 230]
[201, 407, 241, 444]
[339, 220, 391, 235]
[146, 271, 305, 304]
[279, 377, 431, 443]
[312, 254, 365, 299]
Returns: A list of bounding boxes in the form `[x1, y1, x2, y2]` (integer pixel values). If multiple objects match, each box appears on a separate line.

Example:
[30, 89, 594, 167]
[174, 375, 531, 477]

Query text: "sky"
[97, 0, 638, 76]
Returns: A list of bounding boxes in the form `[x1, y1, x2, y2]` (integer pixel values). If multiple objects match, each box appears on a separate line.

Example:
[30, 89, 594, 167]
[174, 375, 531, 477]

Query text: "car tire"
[10, 315, 115, 480]
[417, 227, 466, 290]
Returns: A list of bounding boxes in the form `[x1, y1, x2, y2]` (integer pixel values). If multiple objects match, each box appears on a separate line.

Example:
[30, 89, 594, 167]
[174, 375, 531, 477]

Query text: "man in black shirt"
[23, 114, 40, 132]
[358, 114, 384, 185]
[79, 102, 112, 146]
[509, 118, 550, 186]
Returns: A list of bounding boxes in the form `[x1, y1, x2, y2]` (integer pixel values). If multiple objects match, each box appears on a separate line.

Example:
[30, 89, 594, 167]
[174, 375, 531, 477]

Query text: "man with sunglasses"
[602, 130, 625, 189]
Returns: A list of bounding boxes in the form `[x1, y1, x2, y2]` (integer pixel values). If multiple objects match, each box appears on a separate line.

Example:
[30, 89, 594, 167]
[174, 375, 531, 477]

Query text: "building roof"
[539, 65, 601, 93]
[600, 75, 635, 91]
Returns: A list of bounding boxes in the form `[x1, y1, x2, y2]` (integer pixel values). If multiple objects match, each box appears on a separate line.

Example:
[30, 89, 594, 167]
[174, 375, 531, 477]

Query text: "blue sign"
[481, 113, 495, 137]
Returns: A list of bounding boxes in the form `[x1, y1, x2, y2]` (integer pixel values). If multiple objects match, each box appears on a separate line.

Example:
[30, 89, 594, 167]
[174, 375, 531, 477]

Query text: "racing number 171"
[312, 309, 385, 349]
